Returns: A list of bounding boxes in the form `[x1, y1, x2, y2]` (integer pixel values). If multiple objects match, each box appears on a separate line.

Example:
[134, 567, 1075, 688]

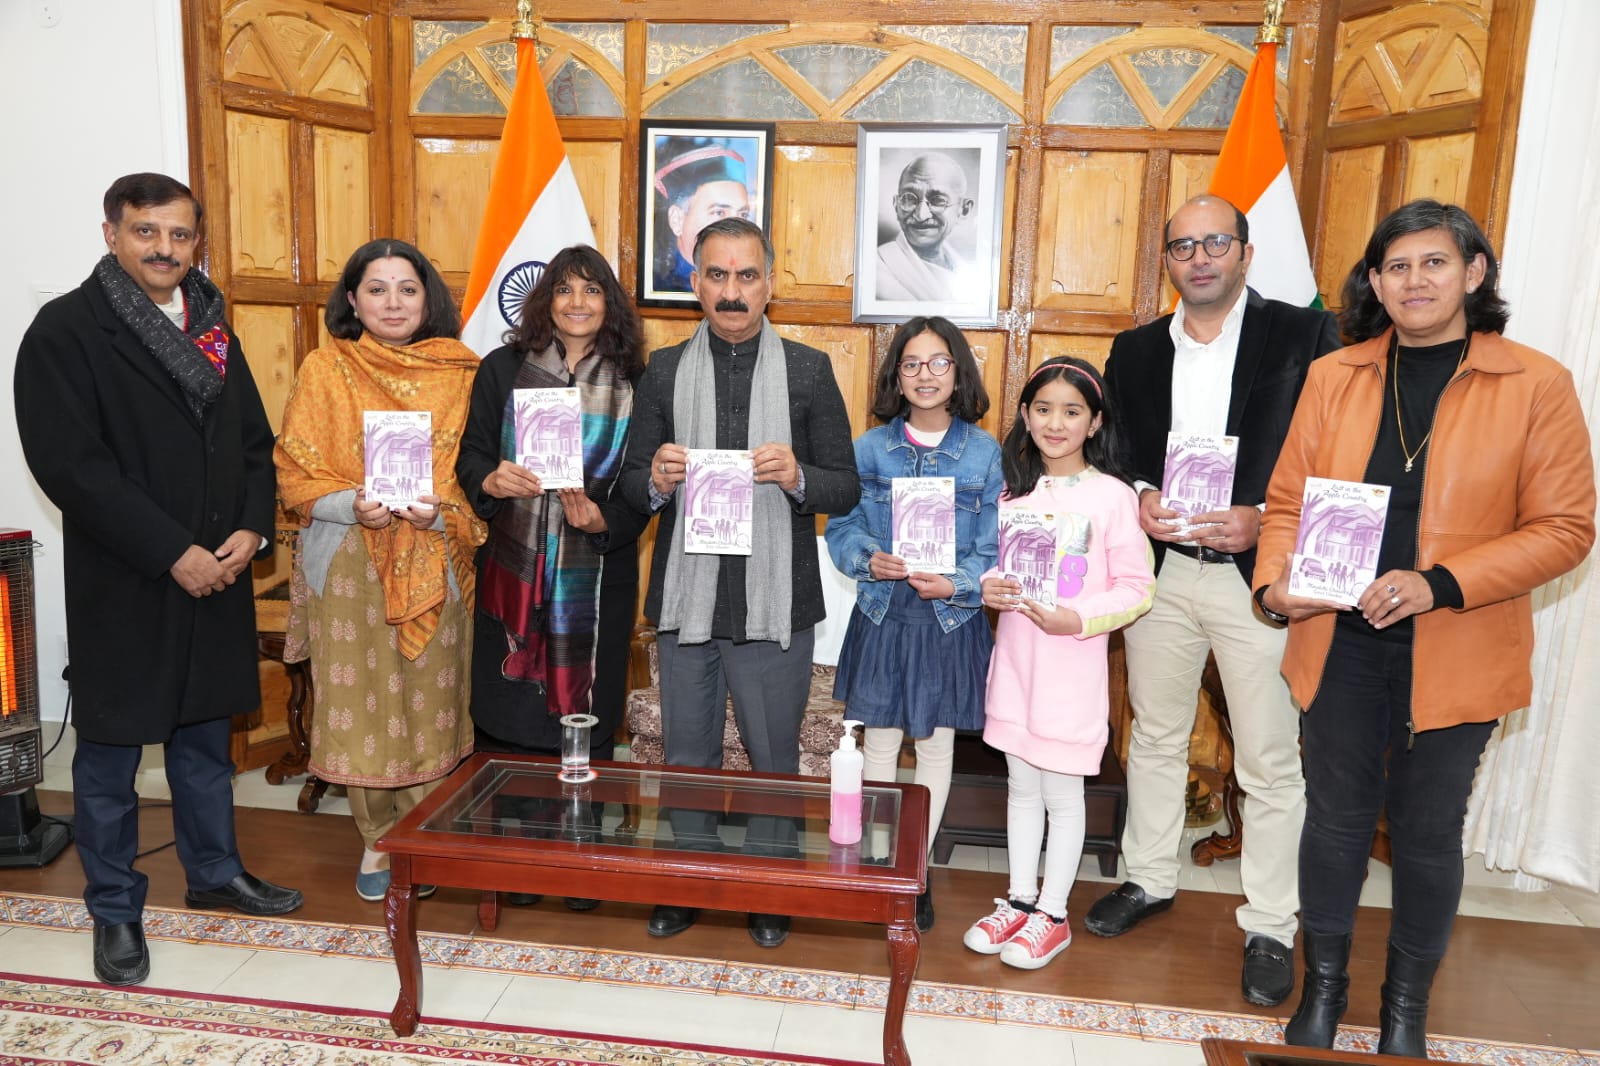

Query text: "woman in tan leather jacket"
[1255, 200, 1595, 1057]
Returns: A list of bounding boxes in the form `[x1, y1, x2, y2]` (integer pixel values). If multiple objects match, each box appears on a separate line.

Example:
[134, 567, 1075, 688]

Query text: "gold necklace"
[1393, 335, 1470, 473]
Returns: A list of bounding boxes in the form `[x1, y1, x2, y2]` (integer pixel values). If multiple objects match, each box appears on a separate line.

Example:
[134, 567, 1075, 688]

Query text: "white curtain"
[1463, 0, 1600, 892]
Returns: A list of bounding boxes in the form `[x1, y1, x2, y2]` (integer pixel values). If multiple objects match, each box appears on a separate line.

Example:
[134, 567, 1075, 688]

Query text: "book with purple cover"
[363, 410, 432, 510]
[891, 477, 956, 574]
[512, 387, 583, 489]
[683, 449, 753, 556]
[1288, 476, 1391, 606]
[1160, 432, 1238, 529]
[998, 505, 1058, 609]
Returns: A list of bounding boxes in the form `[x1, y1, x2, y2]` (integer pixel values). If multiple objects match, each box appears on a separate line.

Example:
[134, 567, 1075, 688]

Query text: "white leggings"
[1005, 754, 1086, 920]
[862, 726, 955, 855]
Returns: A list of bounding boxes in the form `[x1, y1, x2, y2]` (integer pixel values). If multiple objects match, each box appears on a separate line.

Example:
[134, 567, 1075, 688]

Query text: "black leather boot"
[1377, 942, 1440, 1058]
[1283, 931, 1351, 1048]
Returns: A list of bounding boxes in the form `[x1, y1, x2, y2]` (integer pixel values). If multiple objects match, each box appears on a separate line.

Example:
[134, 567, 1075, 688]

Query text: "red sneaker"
[962, 898, 1032, 955]
[1000, 910, 1072, 969]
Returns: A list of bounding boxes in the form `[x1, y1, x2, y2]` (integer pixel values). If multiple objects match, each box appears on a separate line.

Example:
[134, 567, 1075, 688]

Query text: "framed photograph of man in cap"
[639, 120, 775, 306]
[854, 124, 1007, 327]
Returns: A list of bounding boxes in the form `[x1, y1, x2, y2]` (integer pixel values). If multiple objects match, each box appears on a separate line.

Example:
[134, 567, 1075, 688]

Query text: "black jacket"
[14, 271, 275, 744]
[1103, 288, 1343, 587]
[618, 334, 860, 638]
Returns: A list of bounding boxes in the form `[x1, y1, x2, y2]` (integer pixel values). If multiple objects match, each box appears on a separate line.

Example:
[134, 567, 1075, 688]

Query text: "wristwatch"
[1254, 587, 1289, 625]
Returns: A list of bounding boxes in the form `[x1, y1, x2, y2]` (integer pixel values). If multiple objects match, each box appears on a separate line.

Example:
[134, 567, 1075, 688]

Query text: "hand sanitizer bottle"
[829, 719, 864, 846]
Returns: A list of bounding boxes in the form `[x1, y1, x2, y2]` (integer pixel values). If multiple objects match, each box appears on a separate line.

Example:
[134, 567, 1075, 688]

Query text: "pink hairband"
[1027, 360, 1102, 399]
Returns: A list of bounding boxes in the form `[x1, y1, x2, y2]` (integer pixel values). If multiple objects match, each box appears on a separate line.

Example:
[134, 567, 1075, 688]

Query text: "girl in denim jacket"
[825, 317, 1003, 933]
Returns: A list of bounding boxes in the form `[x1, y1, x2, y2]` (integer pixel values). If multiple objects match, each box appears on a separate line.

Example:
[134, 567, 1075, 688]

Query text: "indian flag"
[460, 36, 596, 357]
[1208, 41, 1320, 307]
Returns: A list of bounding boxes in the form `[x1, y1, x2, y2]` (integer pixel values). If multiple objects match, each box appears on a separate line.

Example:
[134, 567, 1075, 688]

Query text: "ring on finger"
[1390, 594, 1400, 606]
[1386, 583, 1397, 594]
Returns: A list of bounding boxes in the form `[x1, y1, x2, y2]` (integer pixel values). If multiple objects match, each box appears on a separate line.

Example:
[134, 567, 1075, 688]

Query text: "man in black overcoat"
[13, 173, 303, 987]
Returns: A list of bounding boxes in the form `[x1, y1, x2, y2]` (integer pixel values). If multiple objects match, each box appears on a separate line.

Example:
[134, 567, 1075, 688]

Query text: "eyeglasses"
[894, 191, 955, 214]
[899, 357, 955, 377]
[1165, 233, 1240, 261]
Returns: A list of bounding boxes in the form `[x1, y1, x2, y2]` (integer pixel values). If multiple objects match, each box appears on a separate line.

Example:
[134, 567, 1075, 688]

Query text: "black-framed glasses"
[1165, 233, 1240, 261]
[899, 356, 955, 377]
[894, 191, 955, 214]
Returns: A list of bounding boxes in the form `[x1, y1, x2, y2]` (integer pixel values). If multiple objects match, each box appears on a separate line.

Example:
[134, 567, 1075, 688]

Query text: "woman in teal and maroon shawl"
[457, 246, 649, 782]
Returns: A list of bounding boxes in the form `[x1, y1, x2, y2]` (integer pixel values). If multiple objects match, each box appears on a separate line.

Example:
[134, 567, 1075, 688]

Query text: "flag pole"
[1257, 0, 1286, 45]
[510, 0, 539, 44]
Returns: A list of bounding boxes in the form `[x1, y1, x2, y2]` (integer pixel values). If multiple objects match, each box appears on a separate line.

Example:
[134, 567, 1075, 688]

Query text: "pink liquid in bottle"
[829, 789, 862, 845]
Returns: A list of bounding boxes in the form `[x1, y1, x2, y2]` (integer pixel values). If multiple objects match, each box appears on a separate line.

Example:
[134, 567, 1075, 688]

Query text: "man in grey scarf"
[14, 173, 302, 989]
[620, 218, 860, 948]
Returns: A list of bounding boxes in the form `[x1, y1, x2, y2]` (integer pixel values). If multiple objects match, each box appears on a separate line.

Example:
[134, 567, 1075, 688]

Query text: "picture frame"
[853, 123, 1007, 327]
[638, 120, 776, 308]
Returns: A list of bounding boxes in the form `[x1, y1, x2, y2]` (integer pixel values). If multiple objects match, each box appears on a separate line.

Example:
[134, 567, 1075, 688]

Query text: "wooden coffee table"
[377, 754, 928, 1065]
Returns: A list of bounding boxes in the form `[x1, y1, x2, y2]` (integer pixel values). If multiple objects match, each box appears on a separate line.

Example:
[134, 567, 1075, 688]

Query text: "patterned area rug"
[0, 892, 1589, 1066]
[0, 973, 868, 1066]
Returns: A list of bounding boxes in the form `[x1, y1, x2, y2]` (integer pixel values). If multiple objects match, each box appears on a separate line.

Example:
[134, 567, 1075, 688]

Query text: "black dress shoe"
[1242, 934, 1294, 1006]
[185, 871, 304, 916]
[507, 892, 544, 906]
[748, 912, 790, 948]
[1083, 881, 1173, 937]
[565, 896, 601, 911]
[915, 887, 935, 933]
[93, 921, 150, 986]
[647, 905, 698, 937]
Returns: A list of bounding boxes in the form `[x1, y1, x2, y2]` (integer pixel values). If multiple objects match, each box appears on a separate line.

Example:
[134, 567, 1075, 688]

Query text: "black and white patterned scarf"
[93, 253, 228, 419]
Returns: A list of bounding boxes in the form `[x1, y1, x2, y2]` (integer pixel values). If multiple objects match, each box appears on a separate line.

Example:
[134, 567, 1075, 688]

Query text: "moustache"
[143, 254, 182, 268]
[714, 299, 749, 313]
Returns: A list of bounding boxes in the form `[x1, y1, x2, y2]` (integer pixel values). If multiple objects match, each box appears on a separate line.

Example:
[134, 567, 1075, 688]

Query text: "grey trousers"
[656, 627, 814, 860]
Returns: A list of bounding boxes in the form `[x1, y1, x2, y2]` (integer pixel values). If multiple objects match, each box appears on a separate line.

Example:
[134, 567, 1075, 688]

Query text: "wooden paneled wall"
[185, 0, 1533, 778]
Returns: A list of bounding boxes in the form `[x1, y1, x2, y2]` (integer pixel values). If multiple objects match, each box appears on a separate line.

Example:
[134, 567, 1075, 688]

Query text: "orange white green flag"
[460, 36, 596, 357]
[1207, 40, 1320, 306]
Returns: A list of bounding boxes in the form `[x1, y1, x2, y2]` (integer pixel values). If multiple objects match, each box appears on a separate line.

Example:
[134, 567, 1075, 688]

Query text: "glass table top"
[415, 757, 906, 867]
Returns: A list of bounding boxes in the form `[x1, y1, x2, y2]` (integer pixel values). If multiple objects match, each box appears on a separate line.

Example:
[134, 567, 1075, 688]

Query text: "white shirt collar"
[1169, 285, 1249, 352]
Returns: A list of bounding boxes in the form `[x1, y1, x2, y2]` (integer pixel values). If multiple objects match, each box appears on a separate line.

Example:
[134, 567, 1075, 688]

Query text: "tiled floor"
[12, 731, 1600, 1065]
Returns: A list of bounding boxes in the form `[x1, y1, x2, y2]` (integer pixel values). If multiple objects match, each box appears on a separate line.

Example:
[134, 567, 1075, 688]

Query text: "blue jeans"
[1299, 628, 1494, 960]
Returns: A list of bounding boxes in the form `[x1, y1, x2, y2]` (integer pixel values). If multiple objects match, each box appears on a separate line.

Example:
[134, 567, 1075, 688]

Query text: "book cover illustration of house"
[1160, 432, 1238, 528]
[891, 477, 956, 574]
[683, 449, 754, 556]
[512, 387, 584, 489]
[363, 411, 432, 509]
[1288, 476, 1391, 606]
[998, 505, 1058, 609]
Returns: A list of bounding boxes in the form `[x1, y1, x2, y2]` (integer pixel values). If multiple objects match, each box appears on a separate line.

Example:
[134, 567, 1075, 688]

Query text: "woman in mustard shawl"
[275, 239, 486, 901]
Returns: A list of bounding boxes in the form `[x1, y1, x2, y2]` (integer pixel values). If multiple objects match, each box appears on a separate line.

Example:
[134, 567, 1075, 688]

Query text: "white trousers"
[863, 726, 955, 858]
[1119, 551, 1305, 943]
[1005, 755, 1085, 920]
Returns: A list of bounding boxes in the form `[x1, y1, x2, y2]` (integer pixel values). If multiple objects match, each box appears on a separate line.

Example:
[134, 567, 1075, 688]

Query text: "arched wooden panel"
[1331, 4, 1488, 124]
[221, 0, 372, 105]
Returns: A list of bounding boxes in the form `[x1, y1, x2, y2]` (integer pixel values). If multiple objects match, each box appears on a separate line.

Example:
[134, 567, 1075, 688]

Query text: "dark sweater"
[618, 330, 860, 640]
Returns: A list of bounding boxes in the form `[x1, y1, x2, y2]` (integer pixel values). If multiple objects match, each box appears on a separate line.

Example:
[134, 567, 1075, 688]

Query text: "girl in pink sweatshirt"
[962, 357, 1155, 970]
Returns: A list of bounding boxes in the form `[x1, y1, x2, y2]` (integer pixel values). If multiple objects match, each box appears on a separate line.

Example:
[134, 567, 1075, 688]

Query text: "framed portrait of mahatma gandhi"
[853, 124, 1007, 327]
[639, 120, 775, 307]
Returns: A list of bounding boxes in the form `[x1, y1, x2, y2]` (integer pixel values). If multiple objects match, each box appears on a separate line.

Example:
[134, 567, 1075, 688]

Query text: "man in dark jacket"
[13, 173, 302, 988]
[619, 217, 860, 948]
[1089, 195, 1344, 1007]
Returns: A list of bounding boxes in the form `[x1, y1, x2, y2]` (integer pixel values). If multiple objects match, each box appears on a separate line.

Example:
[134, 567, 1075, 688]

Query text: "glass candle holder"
[559, 713, 599, 783]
